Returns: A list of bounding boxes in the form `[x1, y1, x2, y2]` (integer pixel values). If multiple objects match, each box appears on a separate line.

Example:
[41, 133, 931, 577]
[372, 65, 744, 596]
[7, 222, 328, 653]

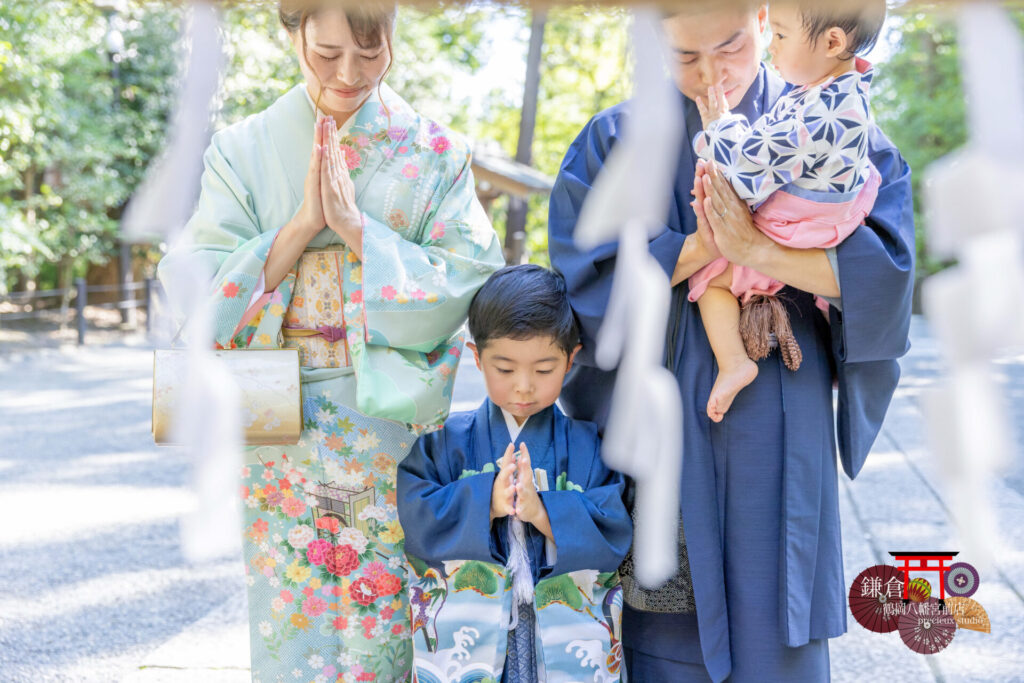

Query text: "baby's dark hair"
[798, 0, 886, 59]
[468, 264, 580, 357]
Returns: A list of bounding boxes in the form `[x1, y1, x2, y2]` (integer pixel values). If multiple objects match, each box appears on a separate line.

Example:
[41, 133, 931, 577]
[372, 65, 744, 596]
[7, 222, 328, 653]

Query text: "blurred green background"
[1, 0, 1021, 298]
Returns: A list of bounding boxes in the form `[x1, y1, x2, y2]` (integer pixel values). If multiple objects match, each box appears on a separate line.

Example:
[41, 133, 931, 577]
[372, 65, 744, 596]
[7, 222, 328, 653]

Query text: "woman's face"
[290, 8, 391, 121]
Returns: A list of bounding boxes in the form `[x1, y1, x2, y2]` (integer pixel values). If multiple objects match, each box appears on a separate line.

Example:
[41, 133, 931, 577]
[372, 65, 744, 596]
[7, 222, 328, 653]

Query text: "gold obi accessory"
[281, 248, 352, 369]
[152, 348, 302, 446]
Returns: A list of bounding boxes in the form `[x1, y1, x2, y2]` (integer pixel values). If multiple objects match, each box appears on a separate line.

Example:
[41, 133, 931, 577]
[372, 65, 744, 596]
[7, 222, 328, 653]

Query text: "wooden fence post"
[75, 278, 87, 345]
[145, 278, 155, 335]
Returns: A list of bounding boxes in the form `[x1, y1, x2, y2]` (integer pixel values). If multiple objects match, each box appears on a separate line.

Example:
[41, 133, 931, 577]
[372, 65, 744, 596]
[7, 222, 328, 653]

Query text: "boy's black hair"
[468, 264, 580, 357]
[799, 0, 886, 59]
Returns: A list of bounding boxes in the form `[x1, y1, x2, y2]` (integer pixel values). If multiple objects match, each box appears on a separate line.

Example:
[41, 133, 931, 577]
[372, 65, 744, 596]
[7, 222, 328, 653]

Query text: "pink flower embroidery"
[339, 144, 362, 170]
[349, 290, 363, 304]
[281, 496, 306, 518]
[222, 282, 240, 298]
[364, 561, 387, 581]
[430, 136, 451, 154]
[401, 163, 418, 179]
[306, 539, 332, 566]
[280, 589, 293, 603]
[410, 288, 426, 301]
[381, 285, 396, 300]
[398, 145, 409, 154]
[355, 134, 369, 148]
[430, 221, 445, 240]
[302, 596, 327, 617]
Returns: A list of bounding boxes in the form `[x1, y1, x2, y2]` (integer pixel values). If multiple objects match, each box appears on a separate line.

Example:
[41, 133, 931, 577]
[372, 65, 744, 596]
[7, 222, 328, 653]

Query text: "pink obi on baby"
[688, 164, 881, 308]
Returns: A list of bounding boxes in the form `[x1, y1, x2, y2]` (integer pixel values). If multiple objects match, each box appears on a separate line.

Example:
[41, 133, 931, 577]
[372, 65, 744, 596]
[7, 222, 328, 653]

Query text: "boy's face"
[468, 336, 581, 426]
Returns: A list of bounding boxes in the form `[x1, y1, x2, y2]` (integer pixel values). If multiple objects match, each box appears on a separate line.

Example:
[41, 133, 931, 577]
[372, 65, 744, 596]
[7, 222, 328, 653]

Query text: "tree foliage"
[2, 1, 1015, 292]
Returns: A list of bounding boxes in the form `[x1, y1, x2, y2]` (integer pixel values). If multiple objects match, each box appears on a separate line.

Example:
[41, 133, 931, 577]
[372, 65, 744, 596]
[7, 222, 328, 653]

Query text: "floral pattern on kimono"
[158, 81, 503, 682]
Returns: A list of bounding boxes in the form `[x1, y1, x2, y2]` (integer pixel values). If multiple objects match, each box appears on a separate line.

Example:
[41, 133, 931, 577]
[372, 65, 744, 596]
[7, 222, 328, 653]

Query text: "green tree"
[871, 7, 1024, 279]
[0, 0, 181, 293]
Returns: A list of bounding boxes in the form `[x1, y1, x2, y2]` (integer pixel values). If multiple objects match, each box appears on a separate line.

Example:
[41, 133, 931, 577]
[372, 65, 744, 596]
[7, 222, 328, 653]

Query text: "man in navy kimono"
[547, 4, 914, 681]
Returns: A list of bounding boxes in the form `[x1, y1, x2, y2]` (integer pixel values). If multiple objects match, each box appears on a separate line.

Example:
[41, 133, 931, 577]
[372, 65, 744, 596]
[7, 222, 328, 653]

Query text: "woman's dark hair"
[468, 265, 580, 357]
[278, 1, 397, 116]
[798, 0, 887, 59]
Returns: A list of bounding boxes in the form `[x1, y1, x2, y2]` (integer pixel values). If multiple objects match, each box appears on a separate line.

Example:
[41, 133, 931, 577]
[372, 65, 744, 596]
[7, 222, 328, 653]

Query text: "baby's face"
[469, 336, 580, 426]
[766, 4, 839, 87]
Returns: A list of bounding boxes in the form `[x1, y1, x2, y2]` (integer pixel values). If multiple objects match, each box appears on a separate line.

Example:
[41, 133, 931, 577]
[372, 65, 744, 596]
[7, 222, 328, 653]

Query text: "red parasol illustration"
[849, 565, 906, 633]
[898, 598, 957, 654]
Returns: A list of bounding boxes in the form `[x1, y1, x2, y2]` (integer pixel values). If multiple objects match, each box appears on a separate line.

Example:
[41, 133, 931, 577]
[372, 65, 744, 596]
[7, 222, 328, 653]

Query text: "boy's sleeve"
[536, 430, 632, 578]
[396, 429, 508, 566]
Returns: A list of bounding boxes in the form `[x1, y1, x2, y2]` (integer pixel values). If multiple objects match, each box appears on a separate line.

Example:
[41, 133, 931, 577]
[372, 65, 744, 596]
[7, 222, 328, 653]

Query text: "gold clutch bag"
[152, 349, 303, 445]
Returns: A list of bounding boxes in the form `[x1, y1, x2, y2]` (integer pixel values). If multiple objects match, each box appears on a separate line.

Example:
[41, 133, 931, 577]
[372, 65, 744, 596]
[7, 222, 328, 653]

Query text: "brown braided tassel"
[739, 295, 803, 371]
[738, 294, 775, 361]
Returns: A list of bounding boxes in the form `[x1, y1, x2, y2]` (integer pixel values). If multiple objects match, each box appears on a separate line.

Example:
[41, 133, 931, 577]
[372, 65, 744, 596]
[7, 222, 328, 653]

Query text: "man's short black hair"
[799, 0, 886, 59]
[468, 264, 580, 357]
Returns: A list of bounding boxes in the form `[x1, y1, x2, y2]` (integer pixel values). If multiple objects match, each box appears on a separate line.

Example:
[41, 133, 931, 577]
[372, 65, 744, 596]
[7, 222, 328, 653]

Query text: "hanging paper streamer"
[573, 9, 685, 588]
[123, 1, 240, 563]
[921, 2, 1024, 571]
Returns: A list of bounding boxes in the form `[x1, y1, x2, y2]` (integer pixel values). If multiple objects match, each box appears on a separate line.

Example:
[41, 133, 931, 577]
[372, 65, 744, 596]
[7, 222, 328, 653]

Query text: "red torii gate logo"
[888, 551, 958, 603]
[847, 552, 988, 654]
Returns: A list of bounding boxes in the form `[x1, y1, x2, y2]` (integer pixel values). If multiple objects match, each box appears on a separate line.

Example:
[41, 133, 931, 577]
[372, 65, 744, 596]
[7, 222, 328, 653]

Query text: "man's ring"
[716, 208, 727, 218]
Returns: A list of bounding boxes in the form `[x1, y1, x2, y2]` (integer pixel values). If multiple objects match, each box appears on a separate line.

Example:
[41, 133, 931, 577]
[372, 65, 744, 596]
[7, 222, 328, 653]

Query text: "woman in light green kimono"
[158, 3, 503, 680]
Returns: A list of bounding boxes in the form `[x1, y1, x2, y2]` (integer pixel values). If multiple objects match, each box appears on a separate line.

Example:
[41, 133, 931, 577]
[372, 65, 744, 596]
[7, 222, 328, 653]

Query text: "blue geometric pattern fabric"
[694, 61, 875, 206]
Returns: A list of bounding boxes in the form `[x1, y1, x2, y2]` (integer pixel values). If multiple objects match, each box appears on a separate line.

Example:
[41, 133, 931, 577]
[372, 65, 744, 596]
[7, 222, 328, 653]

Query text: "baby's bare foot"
[707, 358, 758, 422]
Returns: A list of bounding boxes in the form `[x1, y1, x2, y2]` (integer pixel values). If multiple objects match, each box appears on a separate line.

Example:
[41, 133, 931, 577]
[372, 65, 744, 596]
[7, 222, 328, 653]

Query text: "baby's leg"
[697, 268, 758, 423]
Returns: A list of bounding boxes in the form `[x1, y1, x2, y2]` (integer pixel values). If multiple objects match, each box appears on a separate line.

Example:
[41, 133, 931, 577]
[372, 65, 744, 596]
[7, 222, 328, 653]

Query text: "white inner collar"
[500, 407, 528, 442]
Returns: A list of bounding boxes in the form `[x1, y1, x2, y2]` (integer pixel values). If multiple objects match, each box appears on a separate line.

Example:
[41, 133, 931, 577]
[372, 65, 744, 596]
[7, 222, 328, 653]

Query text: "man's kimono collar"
[479, 399, 556, 466]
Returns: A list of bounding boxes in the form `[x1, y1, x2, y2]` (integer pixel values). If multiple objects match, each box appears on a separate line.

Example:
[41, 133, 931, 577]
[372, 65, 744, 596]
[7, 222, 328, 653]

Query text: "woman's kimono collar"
[265, 82, 415, 249]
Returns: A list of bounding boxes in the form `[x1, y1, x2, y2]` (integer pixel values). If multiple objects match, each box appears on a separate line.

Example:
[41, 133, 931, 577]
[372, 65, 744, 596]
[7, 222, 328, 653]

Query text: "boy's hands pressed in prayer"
[696, 84, 731, 129]
[511, 444, 554, 541]
[490, 443, 517, 522]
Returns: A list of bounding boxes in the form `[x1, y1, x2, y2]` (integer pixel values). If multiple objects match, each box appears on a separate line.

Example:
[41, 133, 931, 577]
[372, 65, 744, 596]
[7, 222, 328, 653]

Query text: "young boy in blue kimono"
[397, 265, 632, 683]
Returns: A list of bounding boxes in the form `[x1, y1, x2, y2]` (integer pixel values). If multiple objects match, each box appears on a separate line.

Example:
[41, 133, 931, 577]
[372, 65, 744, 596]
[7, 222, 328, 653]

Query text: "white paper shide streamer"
[921, 2, 1024, 570]
[574, 9, 684, 588]
[125, 2, 240, 563]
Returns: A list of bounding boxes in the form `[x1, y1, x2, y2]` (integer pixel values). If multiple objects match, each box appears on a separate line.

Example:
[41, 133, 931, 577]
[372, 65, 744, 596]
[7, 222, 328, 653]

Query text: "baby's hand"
[490, 443, 517, 522]
[696, 84, 731, 129]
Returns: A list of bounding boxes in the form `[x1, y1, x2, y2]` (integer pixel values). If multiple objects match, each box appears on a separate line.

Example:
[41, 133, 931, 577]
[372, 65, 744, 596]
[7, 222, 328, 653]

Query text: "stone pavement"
[1, 317, 1022, 682]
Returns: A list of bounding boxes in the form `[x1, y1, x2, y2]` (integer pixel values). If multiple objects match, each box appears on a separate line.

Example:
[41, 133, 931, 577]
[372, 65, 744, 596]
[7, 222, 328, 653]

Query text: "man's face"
[662, 5, 767, 107]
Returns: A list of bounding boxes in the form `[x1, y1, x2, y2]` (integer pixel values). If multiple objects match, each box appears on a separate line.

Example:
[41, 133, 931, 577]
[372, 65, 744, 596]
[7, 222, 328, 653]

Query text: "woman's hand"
[294, 117, 327, 238]
[700, 160, 772, 268]
[321, 116, 364, 258]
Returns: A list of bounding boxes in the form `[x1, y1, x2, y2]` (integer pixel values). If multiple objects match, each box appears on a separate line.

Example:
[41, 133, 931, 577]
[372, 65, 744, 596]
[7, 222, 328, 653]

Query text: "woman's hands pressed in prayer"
[263, 115, 365, 289]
